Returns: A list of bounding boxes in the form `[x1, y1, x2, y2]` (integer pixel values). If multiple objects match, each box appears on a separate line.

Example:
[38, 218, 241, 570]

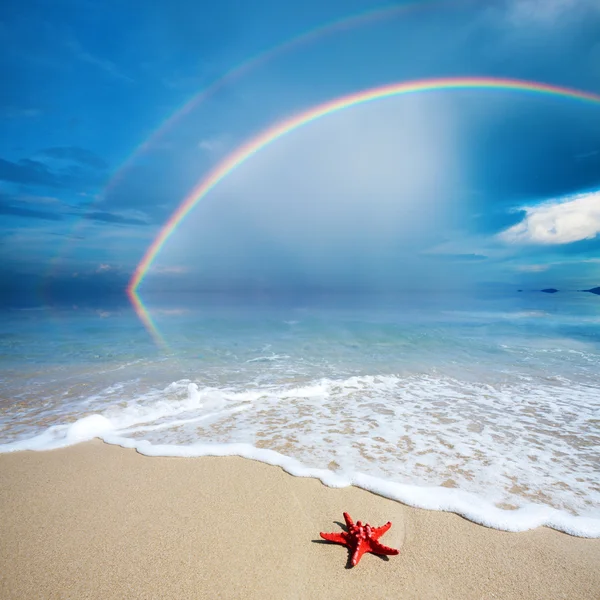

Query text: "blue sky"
[1, 0, 599, 304]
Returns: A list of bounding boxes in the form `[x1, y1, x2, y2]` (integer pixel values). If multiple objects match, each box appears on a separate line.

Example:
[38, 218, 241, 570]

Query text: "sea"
[1, 290, 599, 537]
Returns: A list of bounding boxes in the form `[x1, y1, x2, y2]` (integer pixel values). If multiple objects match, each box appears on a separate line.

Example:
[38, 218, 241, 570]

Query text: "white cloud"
[96, 263, 113, 272]
[515, 264, 550, 272]
[498, 191, 600, 245]
[506, 0, 598, 23]
[152, 308, 190, 315]
[151, 265, 189, 274]
[198, 135, 229, 155]
[575, 149, 599, 160]
[17, 194, 64, 206]
[1, 107, 42, 119]
[65, 39, 133, 83]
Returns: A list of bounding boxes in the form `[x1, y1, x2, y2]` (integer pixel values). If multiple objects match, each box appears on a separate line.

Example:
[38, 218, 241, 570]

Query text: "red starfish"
[320, 512, 400, 567]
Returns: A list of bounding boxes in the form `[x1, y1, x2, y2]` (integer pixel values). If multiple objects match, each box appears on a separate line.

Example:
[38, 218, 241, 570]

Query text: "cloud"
[0, 202, 64, 221]
[40, 147, 108, 170]
[0, 192, 149, 226]
[0, 192, 65, 221]
[420, 253, 488, 262]
[504, 0, 600, 24]
[96, 264, 114, 272]
[65, 39, 133, 83]
[152, 308, 191, 315]
[575, 149, 599, 160]
[83, 211, 149, 226]
[498, 191, 600, 245]
[515, 264, 550, 272]
[198, 135, 230, 155]
[1, 106, 42, 119]
[34, 265, 133, 303]
[150, 265, 189, 274]
[17, 194, 64, 205]
[0, 152, 107, 189]
[0, 158, 59, 187]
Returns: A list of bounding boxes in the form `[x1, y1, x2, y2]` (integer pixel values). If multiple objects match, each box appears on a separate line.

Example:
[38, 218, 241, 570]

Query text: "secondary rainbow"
[128, 75, 600, 300]
[102, 2, 435, 199]
[49, 1, 437, 295]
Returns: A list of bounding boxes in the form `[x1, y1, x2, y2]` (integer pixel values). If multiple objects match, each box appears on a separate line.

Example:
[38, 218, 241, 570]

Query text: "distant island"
[516, 287, 600, 295]
[581, 287, 600, 295]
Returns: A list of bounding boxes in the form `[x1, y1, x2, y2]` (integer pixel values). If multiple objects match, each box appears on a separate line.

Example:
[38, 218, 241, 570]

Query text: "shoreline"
[5, 425, 599, 538]
[1, 440, 599, 599]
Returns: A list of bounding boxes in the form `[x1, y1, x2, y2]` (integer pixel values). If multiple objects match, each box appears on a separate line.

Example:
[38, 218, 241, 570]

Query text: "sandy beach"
[0, 440, 598, 600]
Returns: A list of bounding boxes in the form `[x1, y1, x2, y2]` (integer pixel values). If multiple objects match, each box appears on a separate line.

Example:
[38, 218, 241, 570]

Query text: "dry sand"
[1, 440, 598, 599]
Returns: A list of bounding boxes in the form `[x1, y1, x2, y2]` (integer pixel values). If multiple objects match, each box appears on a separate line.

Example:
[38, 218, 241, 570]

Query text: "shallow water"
[1, 291, 599, 536]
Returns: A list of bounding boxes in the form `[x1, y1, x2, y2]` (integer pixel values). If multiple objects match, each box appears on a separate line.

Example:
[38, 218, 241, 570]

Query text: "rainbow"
[101, 2, 433, 195]
[127, 289, 169, 350]
[127, 76, 600, 342]
[47, 1, 437, 299]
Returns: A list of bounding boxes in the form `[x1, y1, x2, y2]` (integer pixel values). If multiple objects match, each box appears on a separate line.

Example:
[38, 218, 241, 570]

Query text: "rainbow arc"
[127, 76, 600, 345]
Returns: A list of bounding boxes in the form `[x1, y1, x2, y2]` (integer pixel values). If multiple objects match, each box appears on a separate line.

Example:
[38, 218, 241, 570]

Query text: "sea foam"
[1, 371, 599, 538]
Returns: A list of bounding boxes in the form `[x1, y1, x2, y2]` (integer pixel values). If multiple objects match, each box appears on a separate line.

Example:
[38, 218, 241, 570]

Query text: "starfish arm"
[369, 539, 400, 556]
[343, 512, 354, 529]
[351, 539, 369, 566]
[320, 532, 349, 545]
[372, 521, 392, 538]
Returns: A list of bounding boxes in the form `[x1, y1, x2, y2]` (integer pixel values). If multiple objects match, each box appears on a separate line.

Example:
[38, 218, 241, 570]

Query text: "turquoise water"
[1, 291, 599, 535]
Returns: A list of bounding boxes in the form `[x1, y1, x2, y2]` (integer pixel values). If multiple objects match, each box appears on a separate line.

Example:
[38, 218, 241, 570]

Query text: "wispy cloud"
[420, 252, 488, 262]
[17, 194, 64, 206]
[498, 191, 600, 245]
[153, 308, 191, 315]
[0, 106, 42, 119]
[0, 151, 106, 190]
[150, 265, 189, 274]
[40, 147, 107, 170]
[0, 192, 149, 226]
[0, 202, 64, 221]
[96, 263, 114, 272]
[575, 149, 599, 160]
[65, 39, 133, 83]
[83, 211, 148, 226]
[515, 264, 550, 272]
[505, 0, 599, 24]
[0, 157, 59, 187]
[198, 135, 230, 155]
